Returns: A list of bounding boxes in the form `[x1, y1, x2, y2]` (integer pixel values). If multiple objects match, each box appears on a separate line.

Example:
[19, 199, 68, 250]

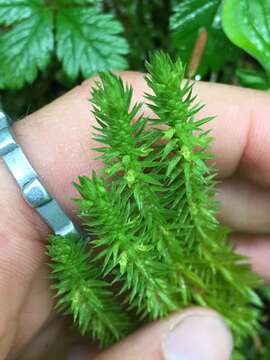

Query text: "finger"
[217, 178, 270, 234]
[94, 308, 232, 360]
[191, 81, 270, 184]
[18, 318, 97, 360]
[67, 345, 98, 360]
[10, 262, 55, 357]
[13, 74, 270, 217]
[0, 161, 50, 357]
[234, 234, 270, 280]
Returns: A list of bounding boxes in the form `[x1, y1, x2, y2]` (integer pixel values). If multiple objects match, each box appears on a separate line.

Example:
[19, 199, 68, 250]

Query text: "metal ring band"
[0, 111, 79, 237]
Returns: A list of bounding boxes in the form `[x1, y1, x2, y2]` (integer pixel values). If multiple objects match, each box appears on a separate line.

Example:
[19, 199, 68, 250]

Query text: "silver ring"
[0, 111, 79, 237]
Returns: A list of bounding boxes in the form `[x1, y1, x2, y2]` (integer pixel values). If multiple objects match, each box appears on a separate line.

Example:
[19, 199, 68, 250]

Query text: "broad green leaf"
[56, 8, 129, 80]
[0, 7, 54, 89]
[170, 0, 240, 76]
[236, 68, 270, 91]
[55, 0, 101, 5]
[0, 0, 41, 25]
[222, 0, 270, 77]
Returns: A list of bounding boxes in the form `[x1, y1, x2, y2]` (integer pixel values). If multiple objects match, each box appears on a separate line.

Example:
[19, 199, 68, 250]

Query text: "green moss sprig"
[47, 234, 132, 347]
[48, 52, 261, 357]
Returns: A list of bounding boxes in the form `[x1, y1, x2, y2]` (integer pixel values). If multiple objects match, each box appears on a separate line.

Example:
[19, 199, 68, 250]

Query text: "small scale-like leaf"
[56, 8, 129, 80]
[166, 155, 181, 176]
[222, 0, 270, 77]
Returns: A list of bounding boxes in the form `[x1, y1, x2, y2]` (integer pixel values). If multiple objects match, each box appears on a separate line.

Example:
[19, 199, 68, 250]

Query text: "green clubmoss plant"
[47, 52, 261, 357]
[47, 234, 132, 347]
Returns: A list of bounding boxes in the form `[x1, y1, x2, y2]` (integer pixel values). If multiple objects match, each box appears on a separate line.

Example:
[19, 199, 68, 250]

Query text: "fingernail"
[162, 313, 233, 360]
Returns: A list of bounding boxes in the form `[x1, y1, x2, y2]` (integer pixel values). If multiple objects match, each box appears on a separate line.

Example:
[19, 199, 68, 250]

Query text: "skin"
[1, 72, 270, 359]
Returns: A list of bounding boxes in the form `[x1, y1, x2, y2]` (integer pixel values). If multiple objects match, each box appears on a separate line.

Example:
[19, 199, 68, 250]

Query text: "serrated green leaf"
[222, 0, 270, 78]
[170, 0, 240, 76]
[0, 0, 40, 25]
[0, 6, 53, 89]
[56, 8, 129, 80]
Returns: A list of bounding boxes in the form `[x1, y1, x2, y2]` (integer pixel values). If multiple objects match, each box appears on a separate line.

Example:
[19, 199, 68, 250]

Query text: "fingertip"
[94, 308, 233, 360]
[162, 310, 232, 360]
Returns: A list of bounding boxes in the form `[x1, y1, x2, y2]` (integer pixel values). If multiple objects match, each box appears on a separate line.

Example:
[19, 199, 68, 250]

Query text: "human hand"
[1, 72, 270, 359]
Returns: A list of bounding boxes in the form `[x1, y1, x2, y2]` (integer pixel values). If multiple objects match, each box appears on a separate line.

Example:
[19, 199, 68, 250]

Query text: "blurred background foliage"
[1, 0, 270, 357]
[1, 0, 269, 118]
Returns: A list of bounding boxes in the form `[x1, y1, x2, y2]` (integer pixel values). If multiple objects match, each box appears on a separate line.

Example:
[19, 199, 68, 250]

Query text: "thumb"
[93, 308, 233, 360]
[161, 309, 232, 360]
